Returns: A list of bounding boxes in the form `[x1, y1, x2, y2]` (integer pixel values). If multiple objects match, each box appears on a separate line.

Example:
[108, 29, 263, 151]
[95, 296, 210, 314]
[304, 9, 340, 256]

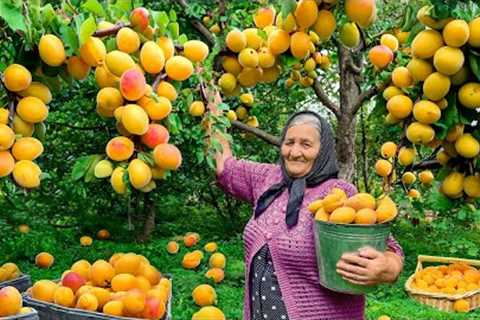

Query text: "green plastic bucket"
[313, 220, 391, 294]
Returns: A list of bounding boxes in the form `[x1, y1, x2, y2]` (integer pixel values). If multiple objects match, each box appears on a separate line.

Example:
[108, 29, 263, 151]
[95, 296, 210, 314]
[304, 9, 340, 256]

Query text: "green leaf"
[368, 95, 387, 120]
[40, 172, 51, 180]
[279, 54, 300, 68]
[79, 16, 97, 46]
[40, 4, 56, 27]
[401, 4, 414, 31]
[195, 150, 205, 164]
[406, 22, 425, 46]
[138, 152, 155, 167]
[468, 246, 479, 257]
[469, 52, 480, 81]
[424, 189, 454, 212]
[81, 0, 106, 17]
[0, 1, 27, 32]
[60, 25, 79, 56]
[431, 1, 453, 19]
[72, 155, 95, 181]
[114, 0, 132, 13]
[169, 9, 177, 22]
[84, 155, 103, 182]
[33, 122, 46, 142]
[169, 22, 179, 39]
[257, 29, 267, 41]
[433, 91, 459, 140]
[105, 38, 117, 52]
[155, 11, 169, 29]
[217, 103, 230, 112]
[458, 105, 478, 125]
[281, 0, 296, 19]
[178, 34, 188, 45]
[206, 155, 215, 170]
[166, 113, 182, 134]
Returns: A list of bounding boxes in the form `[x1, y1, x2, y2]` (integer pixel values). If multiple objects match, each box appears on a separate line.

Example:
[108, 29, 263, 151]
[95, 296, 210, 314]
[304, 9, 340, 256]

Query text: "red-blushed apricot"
[0, 151, 14, 177]
[141, 124, 170, 149]
[369, 45, 394, 69]
[130, 7, 150, 31]
[106, 136, 134, 161]
[120, 69, 146, 101]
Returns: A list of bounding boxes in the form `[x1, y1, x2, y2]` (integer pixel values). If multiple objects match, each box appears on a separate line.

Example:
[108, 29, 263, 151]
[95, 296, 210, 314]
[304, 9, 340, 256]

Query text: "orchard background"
[1, 0, 480, 319]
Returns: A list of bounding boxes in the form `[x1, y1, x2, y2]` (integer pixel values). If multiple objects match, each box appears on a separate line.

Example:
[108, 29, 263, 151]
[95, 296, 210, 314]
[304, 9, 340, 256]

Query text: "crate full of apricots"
[0, 262, 32, 293]
[405, 255, 480, 313]
[23, 253, 172, 320]
[308, 188, 398, 294]
[0, 286, 39, 320]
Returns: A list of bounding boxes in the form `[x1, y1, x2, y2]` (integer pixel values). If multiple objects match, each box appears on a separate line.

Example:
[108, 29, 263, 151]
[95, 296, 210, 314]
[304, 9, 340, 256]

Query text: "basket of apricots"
[0, 262, 32, 293]
[23, 253, 172, 320]
[0, 286, 39, 319]
[405, 255, 480, 313]
[308, 188, 398, 294]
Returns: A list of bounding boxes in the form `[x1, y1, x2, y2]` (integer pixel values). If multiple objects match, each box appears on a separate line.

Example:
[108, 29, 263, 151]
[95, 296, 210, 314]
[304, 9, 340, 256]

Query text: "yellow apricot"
[39, 34, 66, 66]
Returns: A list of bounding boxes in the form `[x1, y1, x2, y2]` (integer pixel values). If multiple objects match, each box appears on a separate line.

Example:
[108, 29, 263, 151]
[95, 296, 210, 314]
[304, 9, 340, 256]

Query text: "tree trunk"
[360, 106, 370, 193]
[335, 115, 357, 182]
[138, 197, 156, 243]
[336, 45, 360, 182]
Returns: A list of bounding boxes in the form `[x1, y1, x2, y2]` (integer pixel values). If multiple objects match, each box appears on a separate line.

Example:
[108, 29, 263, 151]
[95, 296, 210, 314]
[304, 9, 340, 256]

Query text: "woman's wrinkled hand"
[335, 246, 401, 286]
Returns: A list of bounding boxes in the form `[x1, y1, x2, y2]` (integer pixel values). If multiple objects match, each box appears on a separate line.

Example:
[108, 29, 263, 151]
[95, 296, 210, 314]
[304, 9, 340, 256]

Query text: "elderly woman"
[215, 111, 403, 320]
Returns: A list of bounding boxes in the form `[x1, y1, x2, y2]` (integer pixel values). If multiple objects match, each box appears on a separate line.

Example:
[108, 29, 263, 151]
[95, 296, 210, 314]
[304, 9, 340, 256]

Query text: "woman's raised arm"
[204, 87, 233, 176]
[215, 132, 232, 176]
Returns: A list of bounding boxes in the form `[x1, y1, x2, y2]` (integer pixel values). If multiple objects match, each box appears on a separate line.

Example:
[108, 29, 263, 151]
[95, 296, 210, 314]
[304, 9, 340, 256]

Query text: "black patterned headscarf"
[254, 111, 339, 228]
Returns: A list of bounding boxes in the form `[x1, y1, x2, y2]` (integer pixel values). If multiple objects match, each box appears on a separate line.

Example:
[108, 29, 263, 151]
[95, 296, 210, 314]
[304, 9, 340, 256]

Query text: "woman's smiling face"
[281, 124, 321, 178]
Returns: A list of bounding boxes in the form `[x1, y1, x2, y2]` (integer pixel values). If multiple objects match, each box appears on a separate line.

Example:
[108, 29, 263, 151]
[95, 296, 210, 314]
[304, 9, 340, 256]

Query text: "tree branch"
[217, 0, 227, 29]
[175, 0, 216, 46]
[410, 160, 441, 171]
[93, 22, 129, 37]
[0, 75, 17, 126]
[352, 81, 388, 115]
[353, 26, 367, 53]
[348, 55, 362, 75]
[231, 120, 280, 146]
[313, 79, 340, 117]
[152, 72, 168, 91]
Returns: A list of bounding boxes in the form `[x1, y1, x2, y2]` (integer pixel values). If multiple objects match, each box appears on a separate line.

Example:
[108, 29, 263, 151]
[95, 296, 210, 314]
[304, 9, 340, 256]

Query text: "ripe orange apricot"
[153, 144, 182, 170]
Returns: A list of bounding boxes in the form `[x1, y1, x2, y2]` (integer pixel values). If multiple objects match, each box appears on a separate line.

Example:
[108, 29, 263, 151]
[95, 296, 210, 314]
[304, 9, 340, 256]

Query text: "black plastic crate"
[0, 309, 39, 320]
[0, 275, 32, 293]
[23, 275, 172, 320]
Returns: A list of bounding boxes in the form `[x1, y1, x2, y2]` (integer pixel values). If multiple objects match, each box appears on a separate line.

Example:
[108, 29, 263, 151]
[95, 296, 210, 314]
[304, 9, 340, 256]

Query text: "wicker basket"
[405, 255, 480, 312]
[0, 275, 32, 293]
[23, 275, 172, 320]
[0, 309, 39, 320]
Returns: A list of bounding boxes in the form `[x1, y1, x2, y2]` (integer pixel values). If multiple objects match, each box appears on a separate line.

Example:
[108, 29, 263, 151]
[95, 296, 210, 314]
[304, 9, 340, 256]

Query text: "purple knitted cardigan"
[217, 157, 404, 320]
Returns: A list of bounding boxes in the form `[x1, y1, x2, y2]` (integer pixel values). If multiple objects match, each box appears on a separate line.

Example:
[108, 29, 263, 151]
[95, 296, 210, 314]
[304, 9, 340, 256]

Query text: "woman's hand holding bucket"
[336, 246, 403, 286]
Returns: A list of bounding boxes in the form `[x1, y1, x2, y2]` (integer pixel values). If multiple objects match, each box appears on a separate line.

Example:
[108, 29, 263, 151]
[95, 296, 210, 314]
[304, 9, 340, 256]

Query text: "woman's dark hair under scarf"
[254, 111, 339, 228]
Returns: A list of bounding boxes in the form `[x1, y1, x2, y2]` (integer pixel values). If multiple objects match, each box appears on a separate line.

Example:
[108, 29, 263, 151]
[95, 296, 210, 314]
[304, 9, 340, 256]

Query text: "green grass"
[2, 226, 479, 320]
